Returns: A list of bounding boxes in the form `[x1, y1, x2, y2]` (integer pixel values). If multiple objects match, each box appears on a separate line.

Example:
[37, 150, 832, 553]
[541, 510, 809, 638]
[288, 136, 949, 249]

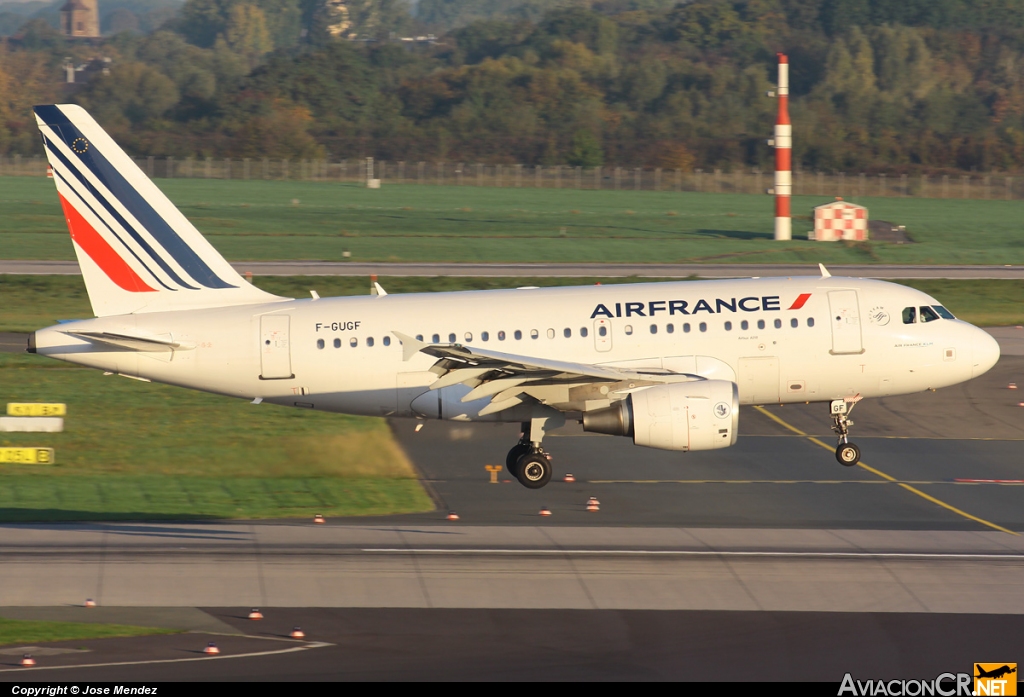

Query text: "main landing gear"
[506, 412, 563, 489]
[830, 398, 861, 466]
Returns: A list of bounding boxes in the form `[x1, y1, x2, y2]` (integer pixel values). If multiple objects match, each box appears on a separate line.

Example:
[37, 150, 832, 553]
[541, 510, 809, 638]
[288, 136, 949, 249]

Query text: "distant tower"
[61, 0, 100, 38]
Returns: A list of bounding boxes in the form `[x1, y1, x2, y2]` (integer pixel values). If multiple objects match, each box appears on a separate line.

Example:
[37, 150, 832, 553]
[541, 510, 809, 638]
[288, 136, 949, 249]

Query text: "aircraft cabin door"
[827, 290, 864, 355]
[260, 314, 294, 379]
[594, 319, 612, 352]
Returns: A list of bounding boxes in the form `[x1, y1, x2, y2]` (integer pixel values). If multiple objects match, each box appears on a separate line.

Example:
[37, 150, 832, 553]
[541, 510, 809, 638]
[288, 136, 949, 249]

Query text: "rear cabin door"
[827, 290, 864, 354]
[260, 315, 293, 379]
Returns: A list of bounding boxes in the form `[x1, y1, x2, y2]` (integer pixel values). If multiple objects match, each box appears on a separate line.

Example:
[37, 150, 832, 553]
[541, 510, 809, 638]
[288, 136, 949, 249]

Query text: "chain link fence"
[3, 154, 1022, 201]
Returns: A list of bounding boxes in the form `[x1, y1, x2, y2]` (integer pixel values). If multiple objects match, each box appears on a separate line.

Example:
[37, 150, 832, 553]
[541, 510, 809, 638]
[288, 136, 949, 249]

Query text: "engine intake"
[583, 380, 739, 451]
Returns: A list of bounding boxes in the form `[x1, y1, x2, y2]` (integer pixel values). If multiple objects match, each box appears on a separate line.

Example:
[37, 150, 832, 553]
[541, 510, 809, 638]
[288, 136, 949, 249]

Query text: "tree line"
[2, 0, 1024, 172]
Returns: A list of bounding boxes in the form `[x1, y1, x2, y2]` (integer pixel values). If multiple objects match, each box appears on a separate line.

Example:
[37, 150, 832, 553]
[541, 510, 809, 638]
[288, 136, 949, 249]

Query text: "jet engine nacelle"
[582, 380, 739, 451]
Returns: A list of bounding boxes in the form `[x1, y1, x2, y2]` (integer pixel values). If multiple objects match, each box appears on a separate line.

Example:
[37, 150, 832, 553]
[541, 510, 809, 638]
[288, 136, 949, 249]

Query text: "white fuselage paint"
[33, 277, 1000, 424]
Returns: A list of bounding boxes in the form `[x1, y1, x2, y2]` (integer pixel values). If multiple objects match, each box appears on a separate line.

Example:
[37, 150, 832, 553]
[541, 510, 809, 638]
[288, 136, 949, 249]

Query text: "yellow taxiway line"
[752, 405, 1018, 536]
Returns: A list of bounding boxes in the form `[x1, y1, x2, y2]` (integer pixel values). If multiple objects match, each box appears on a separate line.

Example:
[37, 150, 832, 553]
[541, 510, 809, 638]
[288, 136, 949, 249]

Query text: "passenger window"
[598, 326, 607, 337]
[531, 329, 539, 339]
[933, 305, 955, 319]
[625, 325, 633, 335]
[650, 324, 658, 334]
[563, 328, 572, 338]
[383, 336, 391, 347]
[432, 333, 440, 343]
[465, 332, 473, 342]
[333, 338, 341, 349]
[920, 306, 940, 323]
[683, 323, 691, 333]
[774, 319, 782, 329]
[758, 319, 765, 330]
[547, 328, 555, 339]
[514, 330, 522, 340]
[415, 334, 423, 341]
[790, 318, 798, 328]
[449, 333, 456, 343]
[349, 337, 358, 347]
[740, 320, 748, 331]
[482, 331, 490, 341]
[367, 337, 375, 347]
[498, 330, 506, 340]
[903, 307, 916, 324]
[724, 321, 732, 331]
[666, 324, 674, 334]
[807, 318, 815, 327]
[317, 339, 325, 349]
[699, 322, 707, 333]
[580, 327, 588, 338]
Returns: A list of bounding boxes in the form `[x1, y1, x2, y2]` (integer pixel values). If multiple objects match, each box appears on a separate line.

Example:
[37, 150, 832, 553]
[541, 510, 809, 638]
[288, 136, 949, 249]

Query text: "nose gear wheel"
[831, 399, 861, 466]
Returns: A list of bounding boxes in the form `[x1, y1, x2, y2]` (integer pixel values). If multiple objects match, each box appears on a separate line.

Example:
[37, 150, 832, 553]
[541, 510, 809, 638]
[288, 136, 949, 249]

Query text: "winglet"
[819, 263, 831, 278]
[393, 331, 426, 361]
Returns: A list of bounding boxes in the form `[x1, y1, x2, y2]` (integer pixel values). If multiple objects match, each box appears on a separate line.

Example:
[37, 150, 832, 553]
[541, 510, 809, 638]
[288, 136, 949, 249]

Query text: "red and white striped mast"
[773, 53, 792, 241]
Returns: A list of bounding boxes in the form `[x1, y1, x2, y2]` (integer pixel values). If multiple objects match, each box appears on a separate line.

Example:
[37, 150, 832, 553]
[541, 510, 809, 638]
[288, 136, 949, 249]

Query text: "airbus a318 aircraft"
[28, 105, 1001, 488]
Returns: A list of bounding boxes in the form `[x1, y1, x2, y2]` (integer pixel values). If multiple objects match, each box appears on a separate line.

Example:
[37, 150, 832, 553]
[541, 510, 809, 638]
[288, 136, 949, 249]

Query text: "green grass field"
[3, 176, 1024, 265]
[0, 351, 433, 522]
[0, 617, 177, 646]
[2, 275, 1022, 332]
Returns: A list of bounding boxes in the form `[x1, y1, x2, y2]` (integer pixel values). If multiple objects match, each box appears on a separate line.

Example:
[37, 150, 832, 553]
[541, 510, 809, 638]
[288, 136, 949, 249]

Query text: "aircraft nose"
[972, 328, 1000, 378]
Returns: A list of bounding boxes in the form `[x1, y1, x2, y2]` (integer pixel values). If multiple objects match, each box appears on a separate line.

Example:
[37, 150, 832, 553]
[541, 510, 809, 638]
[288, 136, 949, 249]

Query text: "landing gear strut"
[830, 398, 861, 466]
[507, 412, 563, 489]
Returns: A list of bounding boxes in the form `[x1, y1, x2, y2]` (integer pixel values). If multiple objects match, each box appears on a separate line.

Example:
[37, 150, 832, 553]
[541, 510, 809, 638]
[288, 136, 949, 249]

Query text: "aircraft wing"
[393, 331, 698, 415]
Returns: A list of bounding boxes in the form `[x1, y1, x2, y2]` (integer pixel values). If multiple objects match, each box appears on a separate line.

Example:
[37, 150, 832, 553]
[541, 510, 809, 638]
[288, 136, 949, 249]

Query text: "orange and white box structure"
[812, 200, 868, 241]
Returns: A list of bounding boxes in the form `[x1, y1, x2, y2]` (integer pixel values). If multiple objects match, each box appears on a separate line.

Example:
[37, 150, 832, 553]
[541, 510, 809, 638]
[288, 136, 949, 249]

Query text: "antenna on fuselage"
[819, 263, 831, 278]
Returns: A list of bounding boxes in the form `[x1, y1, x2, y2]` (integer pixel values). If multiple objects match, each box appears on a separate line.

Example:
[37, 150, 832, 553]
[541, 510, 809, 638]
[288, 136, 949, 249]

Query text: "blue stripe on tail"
[35, 105, 235, 290]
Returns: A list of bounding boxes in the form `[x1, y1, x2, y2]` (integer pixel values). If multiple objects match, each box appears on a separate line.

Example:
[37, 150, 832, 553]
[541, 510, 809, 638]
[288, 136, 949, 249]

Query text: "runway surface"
[2, 608, 1022, 681]
[3, 260, 1024, 278]
[1, 338, 1022, 680]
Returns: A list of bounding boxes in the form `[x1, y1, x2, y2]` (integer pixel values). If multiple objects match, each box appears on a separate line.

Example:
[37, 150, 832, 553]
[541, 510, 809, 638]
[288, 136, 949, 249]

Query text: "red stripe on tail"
[59, 194, 156, 293]
[788, 293, 811, 310]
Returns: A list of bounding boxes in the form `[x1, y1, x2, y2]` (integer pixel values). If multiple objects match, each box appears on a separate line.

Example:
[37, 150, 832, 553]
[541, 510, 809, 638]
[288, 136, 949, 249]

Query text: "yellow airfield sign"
[7, 403, 67, 417]
[0, 447, 55, 464]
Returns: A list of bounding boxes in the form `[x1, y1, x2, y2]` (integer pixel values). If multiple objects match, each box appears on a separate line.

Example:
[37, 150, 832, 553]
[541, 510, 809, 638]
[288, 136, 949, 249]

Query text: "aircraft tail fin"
[34, 104, 285, 317]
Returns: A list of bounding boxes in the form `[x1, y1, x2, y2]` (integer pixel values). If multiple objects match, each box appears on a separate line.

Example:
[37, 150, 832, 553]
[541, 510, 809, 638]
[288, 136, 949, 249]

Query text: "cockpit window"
[902, 307, 916, 324]
[919, 306, 940, 323]
[933, 305, 955, 319]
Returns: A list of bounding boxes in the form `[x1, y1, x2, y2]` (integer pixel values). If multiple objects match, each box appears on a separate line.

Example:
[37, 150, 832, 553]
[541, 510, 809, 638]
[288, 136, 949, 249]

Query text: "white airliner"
[28, 105, 1001, 488]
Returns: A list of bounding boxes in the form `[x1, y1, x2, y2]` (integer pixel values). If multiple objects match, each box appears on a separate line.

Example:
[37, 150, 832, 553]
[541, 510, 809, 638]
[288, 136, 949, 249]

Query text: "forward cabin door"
[828, 290, 864, 354]
[260, 315, 293, 379]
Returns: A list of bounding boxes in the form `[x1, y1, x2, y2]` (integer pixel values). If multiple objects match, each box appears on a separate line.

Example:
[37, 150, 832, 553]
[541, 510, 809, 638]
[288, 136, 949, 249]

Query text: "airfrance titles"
[590, 296, 783, 319]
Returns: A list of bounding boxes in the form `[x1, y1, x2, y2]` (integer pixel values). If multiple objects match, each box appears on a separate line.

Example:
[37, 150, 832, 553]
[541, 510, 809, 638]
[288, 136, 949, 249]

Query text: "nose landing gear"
[831, 398, 861, 466]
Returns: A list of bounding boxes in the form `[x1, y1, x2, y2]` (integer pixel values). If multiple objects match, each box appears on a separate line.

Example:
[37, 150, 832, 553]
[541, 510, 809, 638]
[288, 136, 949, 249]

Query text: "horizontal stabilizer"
[66, 331, 194, 352]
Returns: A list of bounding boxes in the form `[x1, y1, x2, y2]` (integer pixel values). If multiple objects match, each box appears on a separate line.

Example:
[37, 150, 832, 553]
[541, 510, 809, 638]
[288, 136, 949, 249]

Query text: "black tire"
[516, 453, 552, 489]
[506, 443, 530, 478]
[836, 442, 861, 466]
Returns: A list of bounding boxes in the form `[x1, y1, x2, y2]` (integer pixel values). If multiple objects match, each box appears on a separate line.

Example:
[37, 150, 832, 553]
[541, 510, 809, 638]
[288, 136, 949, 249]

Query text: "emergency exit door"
[593, 319, 612, 352]
[828, 290, 864, 355]
[260, 315, 293, 379]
